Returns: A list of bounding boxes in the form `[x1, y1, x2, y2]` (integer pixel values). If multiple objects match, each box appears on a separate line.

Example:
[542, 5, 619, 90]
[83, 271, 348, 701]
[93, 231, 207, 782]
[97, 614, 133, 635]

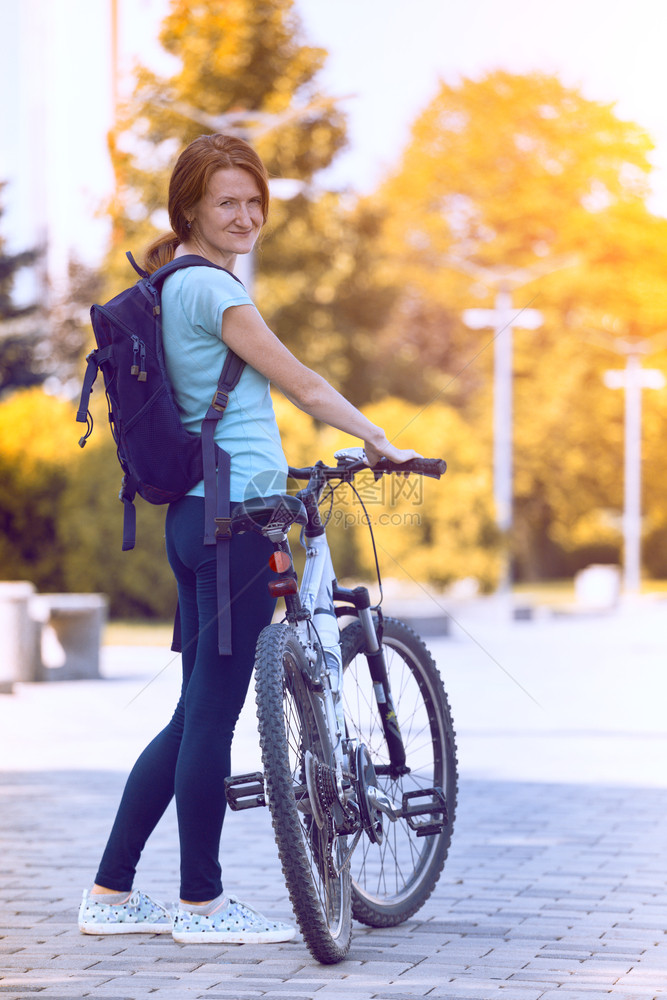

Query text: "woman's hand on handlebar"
[364, 436, 422, 468]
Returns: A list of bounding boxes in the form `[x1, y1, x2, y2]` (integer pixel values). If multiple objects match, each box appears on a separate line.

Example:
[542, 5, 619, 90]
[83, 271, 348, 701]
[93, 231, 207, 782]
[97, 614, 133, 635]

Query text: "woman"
[79, 133, 419, 945]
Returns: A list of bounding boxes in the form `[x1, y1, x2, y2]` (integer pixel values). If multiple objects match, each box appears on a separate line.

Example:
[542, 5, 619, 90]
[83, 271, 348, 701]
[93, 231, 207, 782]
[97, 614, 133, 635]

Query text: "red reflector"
[268, 578, 298, 597]
[269, 551, 292, 573]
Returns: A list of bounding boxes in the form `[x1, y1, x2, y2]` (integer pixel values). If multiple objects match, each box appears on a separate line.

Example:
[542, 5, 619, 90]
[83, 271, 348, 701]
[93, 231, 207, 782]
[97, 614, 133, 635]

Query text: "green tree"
[256, 193, 400, 402]
[44, 261, 106, 396]
[0, 186, 42, 396]
[0, 185, 100, 398]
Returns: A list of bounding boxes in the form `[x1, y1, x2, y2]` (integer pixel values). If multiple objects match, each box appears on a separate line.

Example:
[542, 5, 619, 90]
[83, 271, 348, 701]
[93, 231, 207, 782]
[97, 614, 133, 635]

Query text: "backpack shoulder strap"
[201, 349, 247, 659]
[149, 254, 246, 290]
[210, 348, 246, 411]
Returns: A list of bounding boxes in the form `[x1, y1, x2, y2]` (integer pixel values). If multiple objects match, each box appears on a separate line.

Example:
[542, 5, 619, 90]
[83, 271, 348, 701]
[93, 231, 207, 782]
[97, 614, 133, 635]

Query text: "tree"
[0, 184, 101, 398]
[105, 1, 345, 287]
[369, 71, 667, 578]
[308, 396, 499, 590]
[379, 71, 652, 274]
[0, 388, 72, 590]
[256, 193, 400, 402]
[44, 260, 106, 396]
[102, 0, 419, 404]
[0, 185, 42, 396]
[96, 0, 407, 398]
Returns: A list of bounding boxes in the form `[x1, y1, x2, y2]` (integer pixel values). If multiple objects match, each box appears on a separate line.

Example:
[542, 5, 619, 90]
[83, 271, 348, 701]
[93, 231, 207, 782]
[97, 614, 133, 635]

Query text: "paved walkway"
[1, 597, 666, 999]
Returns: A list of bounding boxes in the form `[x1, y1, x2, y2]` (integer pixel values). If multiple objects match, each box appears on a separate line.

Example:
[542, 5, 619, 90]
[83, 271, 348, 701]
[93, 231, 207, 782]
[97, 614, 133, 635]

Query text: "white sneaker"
[78, 889, 172, 934]
[172, 895, 296, 944]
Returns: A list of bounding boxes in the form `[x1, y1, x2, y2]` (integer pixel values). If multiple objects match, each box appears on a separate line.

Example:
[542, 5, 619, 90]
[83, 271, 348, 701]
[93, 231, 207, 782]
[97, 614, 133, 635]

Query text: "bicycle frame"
[265, 464, 409, 778]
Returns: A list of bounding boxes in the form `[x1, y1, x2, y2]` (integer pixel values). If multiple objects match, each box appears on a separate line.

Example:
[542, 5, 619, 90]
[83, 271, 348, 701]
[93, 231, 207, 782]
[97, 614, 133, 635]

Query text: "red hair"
[143, 134, 270, 273]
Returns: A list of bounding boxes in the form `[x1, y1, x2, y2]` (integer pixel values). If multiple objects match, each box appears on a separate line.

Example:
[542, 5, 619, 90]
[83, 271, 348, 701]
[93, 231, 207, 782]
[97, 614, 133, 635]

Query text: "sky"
[296, 0, 667, 208]
[2, 0, 667, 282]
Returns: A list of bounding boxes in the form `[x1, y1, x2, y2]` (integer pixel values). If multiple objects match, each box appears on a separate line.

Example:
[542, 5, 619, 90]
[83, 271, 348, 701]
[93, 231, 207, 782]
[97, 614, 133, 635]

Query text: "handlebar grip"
[287, 466, 313, 481]
[287, 458, 447, 481]
[371, 457, 447, 479]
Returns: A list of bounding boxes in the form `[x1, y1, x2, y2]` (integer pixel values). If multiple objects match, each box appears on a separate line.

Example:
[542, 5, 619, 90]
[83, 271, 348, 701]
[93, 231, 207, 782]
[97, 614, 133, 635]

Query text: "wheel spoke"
[340, 618, 457, 927]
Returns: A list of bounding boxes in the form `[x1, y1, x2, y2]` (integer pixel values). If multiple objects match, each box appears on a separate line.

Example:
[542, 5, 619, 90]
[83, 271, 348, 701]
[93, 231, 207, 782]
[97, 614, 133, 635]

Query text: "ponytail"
[143, 232, 180, 274]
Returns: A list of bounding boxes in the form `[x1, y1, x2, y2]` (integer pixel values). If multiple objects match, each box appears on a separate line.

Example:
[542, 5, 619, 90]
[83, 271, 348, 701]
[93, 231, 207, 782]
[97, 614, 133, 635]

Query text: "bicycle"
[223, 449, 458, 963]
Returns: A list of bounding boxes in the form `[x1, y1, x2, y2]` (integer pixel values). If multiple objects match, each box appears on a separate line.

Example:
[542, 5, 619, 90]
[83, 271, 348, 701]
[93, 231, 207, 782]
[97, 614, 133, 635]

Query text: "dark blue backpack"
[76, 252, 246, 655]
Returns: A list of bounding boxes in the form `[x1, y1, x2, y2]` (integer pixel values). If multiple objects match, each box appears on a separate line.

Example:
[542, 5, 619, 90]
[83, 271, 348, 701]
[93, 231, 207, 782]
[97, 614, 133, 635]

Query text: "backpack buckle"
[214, 517, 233, 539]
[212, 389, 229, 412]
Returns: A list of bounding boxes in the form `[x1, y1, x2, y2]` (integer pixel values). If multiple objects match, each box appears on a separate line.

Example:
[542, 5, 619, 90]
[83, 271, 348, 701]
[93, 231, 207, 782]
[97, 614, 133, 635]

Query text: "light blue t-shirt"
[161, 265, 288, 502]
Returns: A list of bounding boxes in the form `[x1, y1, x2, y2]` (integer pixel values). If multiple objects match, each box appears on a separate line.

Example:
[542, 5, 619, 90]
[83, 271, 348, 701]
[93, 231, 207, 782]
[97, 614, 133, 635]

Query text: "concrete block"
[29, 593, 108, 681]
[0, 581, 40, 688]
[574, 563, 621, 610]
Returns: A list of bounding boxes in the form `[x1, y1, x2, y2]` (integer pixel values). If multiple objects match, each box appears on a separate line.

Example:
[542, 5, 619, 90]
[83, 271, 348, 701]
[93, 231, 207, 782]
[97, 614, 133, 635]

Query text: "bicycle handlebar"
[288, 456, 447, 482]
[368, 457, 447, 479]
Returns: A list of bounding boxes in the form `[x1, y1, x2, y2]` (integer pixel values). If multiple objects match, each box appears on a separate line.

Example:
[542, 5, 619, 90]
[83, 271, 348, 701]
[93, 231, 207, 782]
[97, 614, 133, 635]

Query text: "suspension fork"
[333, 583, 408, 774]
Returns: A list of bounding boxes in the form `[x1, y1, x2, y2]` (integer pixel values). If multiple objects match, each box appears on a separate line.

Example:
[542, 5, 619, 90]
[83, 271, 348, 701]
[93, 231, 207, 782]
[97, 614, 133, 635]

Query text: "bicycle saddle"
[230, 493, 307, 534]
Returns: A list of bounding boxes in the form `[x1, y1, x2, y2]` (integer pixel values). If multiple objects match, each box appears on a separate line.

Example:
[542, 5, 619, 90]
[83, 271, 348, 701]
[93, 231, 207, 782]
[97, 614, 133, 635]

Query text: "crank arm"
[365, 784, 401, 821]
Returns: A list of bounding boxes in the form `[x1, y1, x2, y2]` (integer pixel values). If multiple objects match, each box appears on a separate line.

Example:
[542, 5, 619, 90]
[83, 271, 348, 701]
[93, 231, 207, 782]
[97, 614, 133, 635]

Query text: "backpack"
[76, 252, 246, 656]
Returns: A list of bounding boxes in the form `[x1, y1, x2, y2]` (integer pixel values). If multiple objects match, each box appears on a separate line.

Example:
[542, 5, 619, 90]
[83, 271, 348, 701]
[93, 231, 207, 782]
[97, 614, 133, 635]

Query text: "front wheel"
[254, 624, 352, 964]
[340, 617, 457, 927]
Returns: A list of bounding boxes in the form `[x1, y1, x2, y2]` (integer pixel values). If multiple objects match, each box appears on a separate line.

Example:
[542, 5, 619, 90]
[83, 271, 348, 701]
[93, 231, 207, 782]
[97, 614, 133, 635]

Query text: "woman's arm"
[221, 304, 420, 464]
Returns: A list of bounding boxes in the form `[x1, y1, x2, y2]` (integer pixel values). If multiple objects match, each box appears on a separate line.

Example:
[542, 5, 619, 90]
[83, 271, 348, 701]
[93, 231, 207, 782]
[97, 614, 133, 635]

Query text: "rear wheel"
[340, 617, 457, 927]
[254, 624, 352, 963]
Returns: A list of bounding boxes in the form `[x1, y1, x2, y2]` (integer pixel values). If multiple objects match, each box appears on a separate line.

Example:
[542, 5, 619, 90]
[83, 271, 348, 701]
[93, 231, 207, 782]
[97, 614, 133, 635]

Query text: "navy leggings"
[95, 496, 275, 901]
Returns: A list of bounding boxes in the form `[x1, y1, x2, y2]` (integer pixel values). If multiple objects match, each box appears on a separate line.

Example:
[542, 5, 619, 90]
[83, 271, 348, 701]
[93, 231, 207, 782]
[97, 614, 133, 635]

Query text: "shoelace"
[125, 890, 169, 916]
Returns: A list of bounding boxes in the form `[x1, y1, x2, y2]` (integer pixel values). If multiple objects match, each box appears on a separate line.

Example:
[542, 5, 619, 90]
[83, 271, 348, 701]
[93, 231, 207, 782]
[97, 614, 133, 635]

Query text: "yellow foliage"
[366, 70, 667, 577]
[0, 388, 77, 469]
[0, 389, 80, 588]
[271, 394, 499, 590]
[271, 389, 321, 467]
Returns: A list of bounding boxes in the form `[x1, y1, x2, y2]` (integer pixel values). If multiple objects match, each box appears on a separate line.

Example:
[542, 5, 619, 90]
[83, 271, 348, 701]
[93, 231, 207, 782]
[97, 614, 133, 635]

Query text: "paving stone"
[508, 970, 571, 983]
[191, 994, 265, 1000]
[428, 981, 543, 998]
[3, 610, 667, 997]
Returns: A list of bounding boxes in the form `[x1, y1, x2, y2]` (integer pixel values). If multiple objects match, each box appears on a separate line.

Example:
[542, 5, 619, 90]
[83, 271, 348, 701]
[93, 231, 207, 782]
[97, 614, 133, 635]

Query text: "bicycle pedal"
[224, 771, 266, 810]
[401, 787, 448, 837]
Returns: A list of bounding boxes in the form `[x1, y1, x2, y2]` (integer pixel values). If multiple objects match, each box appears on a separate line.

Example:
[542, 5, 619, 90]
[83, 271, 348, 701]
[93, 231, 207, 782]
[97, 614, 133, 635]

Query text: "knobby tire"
[254, 623, 352, 964]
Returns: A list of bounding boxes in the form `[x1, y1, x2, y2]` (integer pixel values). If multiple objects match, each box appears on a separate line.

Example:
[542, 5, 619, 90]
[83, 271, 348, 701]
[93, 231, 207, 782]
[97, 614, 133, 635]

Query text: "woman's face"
[186, 167, 264, 267]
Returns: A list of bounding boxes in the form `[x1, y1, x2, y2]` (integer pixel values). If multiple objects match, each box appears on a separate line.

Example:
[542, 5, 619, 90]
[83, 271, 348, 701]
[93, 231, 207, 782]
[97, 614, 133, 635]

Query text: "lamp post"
[450, 254, 576, 600]
[464, 284, 542, 549]
[602, 340, 665, 594]
[455, 258, 557, 598]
